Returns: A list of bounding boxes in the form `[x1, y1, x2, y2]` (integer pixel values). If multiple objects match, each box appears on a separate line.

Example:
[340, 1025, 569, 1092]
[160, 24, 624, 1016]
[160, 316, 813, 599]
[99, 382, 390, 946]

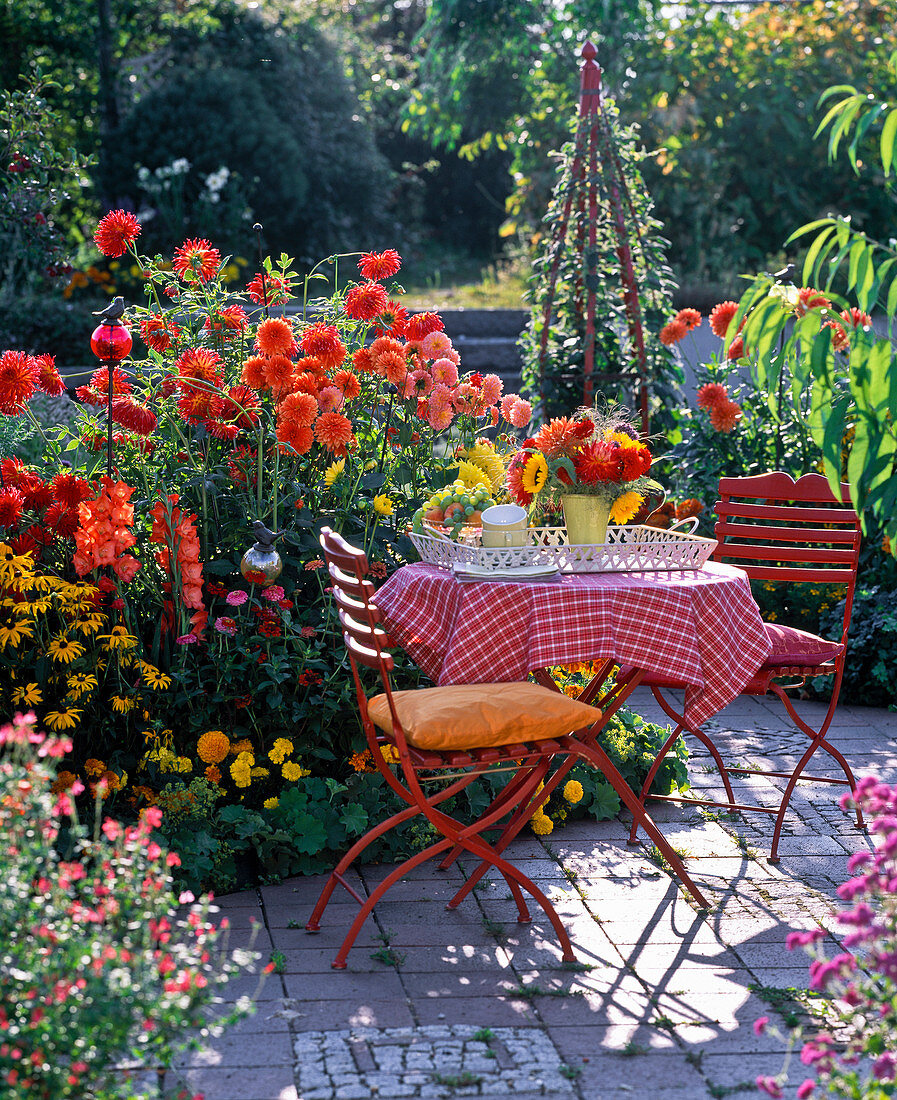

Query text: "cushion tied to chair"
[367, 681, 601, 750]
[762, 622, 843, 668]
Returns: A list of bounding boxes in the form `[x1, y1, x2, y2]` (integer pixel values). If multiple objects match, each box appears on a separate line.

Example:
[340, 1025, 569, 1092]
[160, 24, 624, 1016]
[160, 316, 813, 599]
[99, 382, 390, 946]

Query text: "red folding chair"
[627, 472, 865, 861]
[306, 528, 708, 968]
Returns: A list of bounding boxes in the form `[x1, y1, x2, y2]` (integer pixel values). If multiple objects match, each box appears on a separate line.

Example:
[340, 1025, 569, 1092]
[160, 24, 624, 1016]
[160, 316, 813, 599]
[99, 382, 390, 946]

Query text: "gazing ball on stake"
[90, 298, 132, 361]
[240, 520, 284, 583]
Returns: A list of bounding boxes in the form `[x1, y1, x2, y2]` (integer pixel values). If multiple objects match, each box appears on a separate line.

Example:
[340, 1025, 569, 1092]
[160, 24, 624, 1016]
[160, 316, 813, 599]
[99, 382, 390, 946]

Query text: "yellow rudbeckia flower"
[45, 707, 83, 731]
[324, 458, 346, 488]
[99, 626, 139, 652]
[0, 622, 34, 649]
[46, 634, 86, 664]
[12, 682, 42, 707]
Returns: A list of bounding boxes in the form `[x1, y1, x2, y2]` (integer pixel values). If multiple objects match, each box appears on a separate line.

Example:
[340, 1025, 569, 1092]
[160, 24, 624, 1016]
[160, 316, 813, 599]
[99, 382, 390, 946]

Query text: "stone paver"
[171, 690, 895, 1099]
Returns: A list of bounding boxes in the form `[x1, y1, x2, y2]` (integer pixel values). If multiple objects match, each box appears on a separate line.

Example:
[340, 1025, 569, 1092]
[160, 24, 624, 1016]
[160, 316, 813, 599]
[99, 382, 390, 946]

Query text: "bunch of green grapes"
[411, 480, 495, 539]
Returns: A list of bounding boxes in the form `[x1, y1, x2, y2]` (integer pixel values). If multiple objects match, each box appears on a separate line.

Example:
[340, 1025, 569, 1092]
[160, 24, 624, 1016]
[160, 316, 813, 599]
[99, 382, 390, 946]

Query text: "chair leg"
[569, 737, 710, 910]
[627, 722, 685, 846]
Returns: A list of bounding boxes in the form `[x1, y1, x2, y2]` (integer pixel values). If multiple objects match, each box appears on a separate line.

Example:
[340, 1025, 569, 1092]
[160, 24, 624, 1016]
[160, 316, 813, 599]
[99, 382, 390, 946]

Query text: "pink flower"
[430, 357, 459, 387]
[508, 398, 532, 429]
[755, 1076, 783, 1098]
[262, 585, 285, 602]
[500, 393, 518, 419]
[428, 404, 454, 431]
[420, 330, 453, 359]
[481, 373, 503, 405]
[300, 626, 316, 638]
[753, 1016, 769, 1035]
[318, 385, 344, 413]
[226, 590, 248, 606]
[796, 1081, 815, 1099]
[175, 633, 197, 645]
[214, 616, 237, 636]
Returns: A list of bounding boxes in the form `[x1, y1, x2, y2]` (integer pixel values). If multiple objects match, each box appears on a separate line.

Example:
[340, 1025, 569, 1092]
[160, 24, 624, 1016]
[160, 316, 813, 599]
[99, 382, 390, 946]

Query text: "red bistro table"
[374, 560, 771, 728]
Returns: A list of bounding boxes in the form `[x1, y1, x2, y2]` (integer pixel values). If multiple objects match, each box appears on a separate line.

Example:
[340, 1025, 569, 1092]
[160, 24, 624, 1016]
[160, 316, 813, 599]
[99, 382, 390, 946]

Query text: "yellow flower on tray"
[521, 453, 549, 497]
[46, 634, 86, 664]
[372, 494, 394, 516]
[610, 490, 644, 525]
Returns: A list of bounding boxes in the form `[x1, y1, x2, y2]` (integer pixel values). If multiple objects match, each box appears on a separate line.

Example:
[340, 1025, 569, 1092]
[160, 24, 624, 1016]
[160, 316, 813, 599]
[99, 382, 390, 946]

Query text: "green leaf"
[588, 782, 620, 822]
[881, 108, 897, 175]
[800, 225, 836, 286]
[339, 803, 368, 836]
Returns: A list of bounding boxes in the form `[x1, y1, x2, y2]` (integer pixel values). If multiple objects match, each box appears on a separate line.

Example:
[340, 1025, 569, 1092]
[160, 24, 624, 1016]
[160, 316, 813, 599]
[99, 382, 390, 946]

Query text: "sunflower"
[0, 622, 34, 649]
[44, 706, 83, 731]
[521, 453, 549, 497]
[454, 460, 492, 494]
[323, 458, 346, 488]
[99, 625, 139, 652]
[609, 491, 644, 525]
[11, 682, 42, 706]
[46, 634, 86, 664]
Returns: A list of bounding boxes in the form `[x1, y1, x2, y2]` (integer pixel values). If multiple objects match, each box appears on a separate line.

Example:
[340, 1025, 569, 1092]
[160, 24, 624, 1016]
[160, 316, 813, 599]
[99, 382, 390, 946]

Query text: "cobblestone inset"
[293, 1024, 576, 1098]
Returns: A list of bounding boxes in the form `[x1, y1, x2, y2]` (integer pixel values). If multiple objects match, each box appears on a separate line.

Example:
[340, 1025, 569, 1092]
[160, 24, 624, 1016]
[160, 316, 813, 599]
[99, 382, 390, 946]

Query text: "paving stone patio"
[175, 688, 897, 1100]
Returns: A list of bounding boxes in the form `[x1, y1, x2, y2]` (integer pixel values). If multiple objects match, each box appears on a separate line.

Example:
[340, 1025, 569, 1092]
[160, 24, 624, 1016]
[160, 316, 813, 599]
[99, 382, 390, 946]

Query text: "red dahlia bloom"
[245, 271, 294, 307]
[708, 301, 739, 338]
[140, 314, 181, 352]
[0, 350, 40, 414]
[1, 456, 25, 486]
[344, 281, 389, 321]
[404, 311, 444, 342]
[33, 353, 66, 396]
[0, 486, 25, 527]
[205, 419, 241, 442]
[89, 365, 132, 396]
[575, 440, 624, 483]
[824, 321, 850, 353]
[94, 209, 141, 258]
[373, 300, 408, 338]
[20, 475, 53, 511]
[44, 502, 80, 538]
[299, 323, 347, 370]
[177, 390, 225, 425]
[175, 347, 223, 392]
[225, 385, 261, 429]
[358, 249, 402, 281]
[111, 396, 158, 435]
[696, 382, 729, 409]
[709, 399, 742, 433]
[675, 308, 702, 332]
[726, 335, 745, 361]
[172, 238, 221, 283]
[51, 472, 92, 509]
[204, 304, 249, 337]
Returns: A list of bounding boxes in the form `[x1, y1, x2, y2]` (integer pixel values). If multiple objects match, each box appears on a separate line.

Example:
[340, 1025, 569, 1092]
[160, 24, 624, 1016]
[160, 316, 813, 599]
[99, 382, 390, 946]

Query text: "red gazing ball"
[90, 321, 132, 362]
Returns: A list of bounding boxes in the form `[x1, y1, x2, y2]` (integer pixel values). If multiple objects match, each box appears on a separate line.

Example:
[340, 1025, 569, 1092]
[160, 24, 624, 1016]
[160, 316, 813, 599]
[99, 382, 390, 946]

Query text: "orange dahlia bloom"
[111, 396, 157, 435]
[659, 319, 687, 347]
[575, 440, 624, 483]
[533, 417, 592, 459]
[0, 350, 39, 414]
[276, 421, 315, 455]
[708, 301, 739, 338]
[675, 498, 703, 519]
[314, 411, 353, 454]
[292, 371, 322, 397]
[373, 300, 408, 338]
[344, 281, 389, 321]
[175, 346, 223, 392]
[256, 317, 296, 357]
[332, 369, 361, 400]
[140, 314, 181, 352]
[33, 354, 66, 396]
[299, 323, 347, 370]
[172, 238, 221, 283]
[795, 287, 831, 316]
[382, 352, 410, 388]
[709, 399, 742, 433]
[240, 355, 269, 391]
[278, 391, 318, 427]
[204, 304, 249, 337]
[261, 353, 294, 388]
[675, 308, 702, 331]
[696, 382, 729, 409]
[94, 209, 141, 257]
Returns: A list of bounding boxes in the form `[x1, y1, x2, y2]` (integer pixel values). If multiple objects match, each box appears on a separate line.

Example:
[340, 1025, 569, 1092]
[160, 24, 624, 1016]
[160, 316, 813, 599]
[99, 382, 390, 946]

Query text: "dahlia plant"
[0, 711, 258, 1099]
[755, 775, 897, 1099]
[0, 210, 541, 869]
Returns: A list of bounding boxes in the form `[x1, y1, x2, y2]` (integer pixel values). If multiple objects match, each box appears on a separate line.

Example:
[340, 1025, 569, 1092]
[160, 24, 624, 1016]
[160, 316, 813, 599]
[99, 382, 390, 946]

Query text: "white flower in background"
[171, 158, 191, 175]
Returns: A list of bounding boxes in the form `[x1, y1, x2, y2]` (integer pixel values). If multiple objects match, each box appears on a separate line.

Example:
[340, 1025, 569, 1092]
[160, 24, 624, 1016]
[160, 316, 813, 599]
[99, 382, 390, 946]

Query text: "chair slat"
[714, 542, 858, 566]
[718, 471, 850, 504]
[732, 563, 854, 583]
[715, 500, 858, 526]
[714, 520, 859, 545]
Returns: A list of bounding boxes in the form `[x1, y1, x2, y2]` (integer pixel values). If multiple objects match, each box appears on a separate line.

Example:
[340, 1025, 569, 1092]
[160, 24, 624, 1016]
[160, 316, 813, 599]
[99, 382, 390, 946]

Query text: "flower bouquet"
[506, 407, 661, 544]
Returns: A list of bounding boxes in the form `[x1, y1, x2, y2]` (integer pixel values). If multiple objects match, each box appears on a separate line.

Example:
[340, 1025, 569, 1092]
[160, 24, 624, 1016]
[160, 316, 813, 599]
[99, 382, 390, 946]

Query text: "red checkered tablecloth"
[374, 561, 771, 728]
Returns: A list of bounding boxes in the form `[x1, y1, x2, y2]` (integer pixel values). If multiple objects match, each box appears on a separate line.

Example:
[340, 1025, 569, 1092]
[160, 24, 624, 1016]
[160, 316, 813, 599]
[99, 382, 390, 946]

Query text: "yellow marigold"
[267, 737, 294, 765]
[250, 766, 269, 778]
[530, 813, 554, 836]
[609, 490, 644, 525]
[176, 756, 193, 773]
[282, 761, 311, 781]
[373, 493, 394, 516]
[230, 756, 253, 788]
[563, 780, 584, 804]
[380, 744, 400, 765]
[263, 796, 279, 809]
[205, 764, 222, 783]
[84, 758, 106, 778]
[197, 730, 230, 764]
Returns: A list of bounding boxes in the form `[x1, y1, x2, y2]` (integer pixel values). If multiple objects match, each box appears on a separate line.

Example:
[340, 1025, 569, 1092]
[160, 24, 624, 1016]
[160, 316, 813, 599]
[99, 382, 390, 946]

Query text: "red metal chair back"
[712, 471, 862, 643]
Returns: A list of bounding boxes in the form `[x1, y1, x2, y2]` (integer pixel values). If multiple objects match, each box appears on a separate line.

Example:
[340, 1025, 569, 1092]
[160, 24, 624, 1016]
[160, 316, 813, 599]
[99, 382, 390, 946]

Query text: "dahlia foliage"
[0, 216, 538, 848]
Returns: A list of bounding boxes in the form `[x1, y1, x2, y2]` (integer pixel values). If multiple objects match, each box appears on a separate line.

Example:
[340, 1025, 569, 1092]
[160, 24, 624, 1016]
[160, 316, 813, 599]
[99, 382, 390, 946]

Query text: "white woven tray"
[409, 524, 717, 574]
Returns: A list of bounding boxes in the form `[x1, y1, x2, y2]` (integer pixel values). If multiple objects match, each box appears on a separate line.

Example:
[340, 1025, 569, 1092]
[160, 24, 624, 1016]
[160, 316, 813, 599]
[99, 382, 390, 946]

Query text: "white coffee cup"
[480, 503, 528, 548]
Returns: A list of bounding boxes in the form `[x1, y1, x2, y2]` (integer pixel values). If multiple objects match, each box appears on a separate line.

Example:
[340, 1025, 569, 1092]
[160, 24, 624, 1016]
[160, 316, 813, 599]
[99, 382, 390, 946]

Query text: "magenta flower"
[175, 633, 197, 645]
[755, 1076, 783, 1098]
[262, 585, 285, 603]
[753, 1016, 769, 1035]
[226, 590, 248, 606]
[214, 616, 238, 636]
[796, 1081, 815, 1099]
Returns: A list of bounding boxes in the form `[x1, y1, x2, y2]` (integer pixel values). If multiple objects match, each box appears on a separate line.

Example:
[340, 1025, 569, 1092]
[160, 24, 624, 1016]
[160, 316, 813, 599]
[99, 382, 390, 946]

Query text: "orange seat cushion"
[367, 681, 601, 751]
